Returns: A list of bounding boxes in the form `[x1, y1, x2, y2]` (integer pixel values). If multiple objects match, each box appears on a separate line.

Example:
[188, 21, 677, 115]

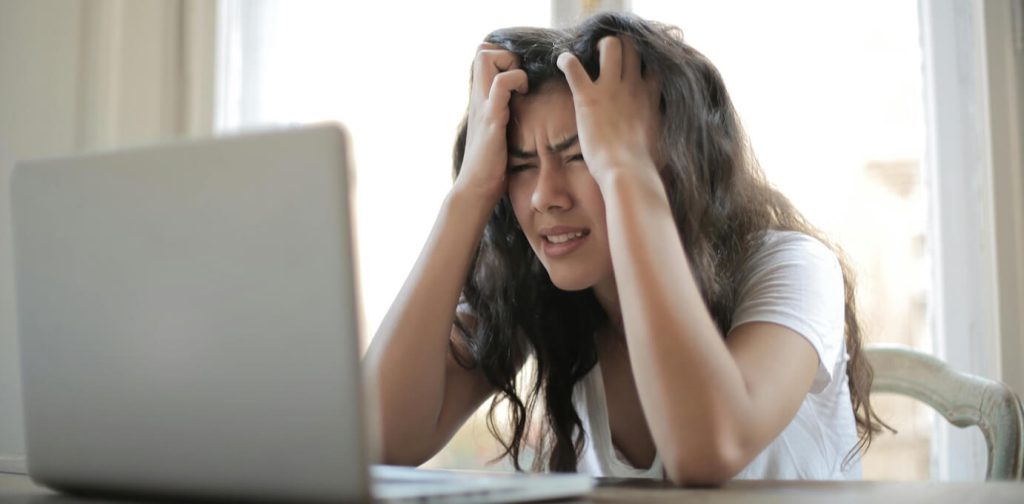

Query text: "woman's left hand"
[557, 36, 662, 183]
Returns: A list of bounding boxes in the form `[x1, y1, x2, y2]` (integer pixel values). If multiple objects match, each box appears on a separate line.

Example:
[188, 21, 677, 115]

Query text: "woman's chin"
[548, 272, 596, 292]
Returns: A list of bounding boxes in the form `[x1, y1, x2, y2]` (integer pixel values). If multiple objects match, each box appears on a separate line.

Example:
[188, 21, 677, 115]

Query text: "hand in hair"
[453, 43, 529, 206]
[556, 36, 662, 183]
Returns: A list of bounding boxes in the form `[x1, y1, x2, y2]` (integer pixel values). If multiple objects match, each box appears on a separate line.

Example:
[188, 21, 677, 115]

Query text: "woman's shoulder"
[745, 230, 841, 273]
[734, 229, 844, 304]
[731, 231, 848, 393]
[756, 229, 836, 256]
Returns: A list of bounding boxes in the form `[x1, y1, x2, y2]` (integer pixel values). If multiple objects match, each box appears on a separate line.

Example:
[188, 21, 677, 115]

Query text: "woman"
[365, 11, 887, 484]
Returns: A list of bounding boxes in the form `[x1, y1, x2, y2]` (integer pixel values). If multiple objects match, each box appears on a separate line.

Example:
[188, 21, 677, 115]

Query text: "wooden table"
[2, 472, 1023, 503]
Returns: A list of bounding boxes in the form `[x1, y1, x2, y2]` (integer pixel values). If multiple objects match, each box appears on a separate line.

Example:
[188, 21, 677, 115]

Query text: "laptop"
[10, 124, 594, 502]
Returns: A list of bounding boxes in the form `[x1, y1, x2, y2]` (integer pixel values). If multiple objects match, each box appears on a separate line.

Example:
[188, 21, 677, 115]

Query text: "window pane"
[631, 0, 931, 480]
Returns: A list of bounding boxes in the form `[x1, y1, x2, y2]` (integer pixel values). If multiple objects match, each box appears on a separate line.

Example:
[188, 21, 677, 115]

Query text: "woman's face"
[507, 81, 613, 291]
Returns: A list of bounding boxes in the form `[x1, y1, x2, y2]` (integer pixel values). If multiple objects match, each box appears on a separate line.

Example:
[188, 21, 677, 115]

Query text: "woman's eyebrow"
[509, 134, 580, 158]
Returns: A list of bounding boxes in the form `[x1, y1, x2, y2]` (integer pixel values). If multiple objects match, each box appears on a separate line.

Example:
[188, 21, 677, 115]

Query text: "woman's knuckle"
[472, 57, 486, 74]
[494, 76, 518, 92]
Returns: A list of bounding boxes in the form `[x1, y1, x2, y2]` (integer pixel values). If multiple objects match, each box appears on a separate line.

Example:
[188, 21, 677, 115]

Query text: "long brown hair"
[451, 11, 890, 473]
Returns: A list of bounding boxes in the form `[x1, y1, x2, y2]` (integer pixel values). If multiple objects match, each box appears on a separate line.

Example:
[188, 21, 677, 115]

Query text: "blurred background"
[1, 0, 1022, 481]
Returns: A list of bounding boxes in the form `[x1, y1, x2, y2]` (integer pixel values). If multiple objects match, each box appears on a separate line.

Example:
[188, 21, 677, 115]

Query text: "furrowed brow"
[550, 134, 580, 154]
[509, 134, 580, 158]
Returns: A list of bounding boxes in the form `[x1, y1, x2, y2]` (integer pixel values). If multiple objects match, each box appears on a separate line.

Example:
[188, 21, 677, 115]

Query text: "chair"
[865, 344, 1024, 480]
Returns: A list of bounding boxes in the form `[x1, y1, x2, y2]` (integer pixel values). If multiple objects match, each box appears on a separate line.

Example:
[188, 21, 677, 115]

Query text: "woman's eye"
[568, 154, 585, 163]
[508, 164, 534, 174]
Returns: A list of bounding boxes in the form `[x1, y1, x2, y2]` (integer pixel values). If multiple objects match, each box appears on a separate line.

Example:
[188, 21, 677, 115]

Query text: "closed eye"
[567, 153, 585, 163]
[508, 164, 535, 174]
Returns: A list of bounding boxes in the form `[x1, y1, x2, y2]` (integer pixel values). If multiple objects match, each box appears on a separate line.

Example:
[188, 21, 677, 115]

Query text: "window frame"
[919, 0, 1024, 481]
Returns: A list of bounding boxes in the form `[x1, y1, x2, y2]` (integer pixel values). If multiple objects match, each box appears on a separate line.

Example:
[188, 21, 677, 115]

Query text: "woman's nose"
[530, 161, 572, 213]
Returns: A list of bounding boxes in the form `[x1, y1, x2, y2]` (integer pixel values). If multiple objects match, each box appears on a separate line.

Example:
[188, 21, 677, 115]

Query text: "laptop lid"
[11, 124, 371, 502]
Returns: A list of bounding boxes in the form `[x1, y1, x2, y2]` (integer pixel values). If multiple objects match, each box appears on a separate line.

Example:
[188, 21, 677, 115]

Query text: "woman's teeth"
[546, 231, 585, 244]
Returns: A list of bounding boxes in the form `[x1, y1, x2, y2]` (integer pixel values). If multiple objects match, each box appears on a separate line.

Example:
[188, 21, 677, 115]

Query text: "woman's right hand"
[453, 43, 528, 206]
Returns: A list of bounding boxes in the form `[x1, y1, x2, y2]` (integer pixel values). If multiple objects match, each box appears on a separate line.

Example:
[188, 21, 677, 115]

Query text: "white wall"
[0, 0, 213, 474]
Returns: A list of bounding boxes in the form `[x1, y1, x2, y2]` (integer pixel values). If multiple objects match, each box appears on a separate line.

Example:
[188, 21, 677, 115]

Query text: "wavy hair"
[450, 11, 890, 473]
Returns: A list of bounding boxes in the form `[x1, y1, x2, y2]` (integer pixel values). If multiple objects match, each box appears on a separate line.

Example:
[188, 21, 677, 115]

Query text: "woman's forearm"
[363, 188, 495, 463]
[596, 167, 751, 483]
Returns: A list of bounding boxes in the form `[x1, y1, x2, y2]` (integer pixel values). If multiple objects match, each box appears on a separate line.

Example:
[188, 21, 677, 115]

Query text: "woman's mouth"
[541, 228, 590, 258]
[545, 230, 586, 244]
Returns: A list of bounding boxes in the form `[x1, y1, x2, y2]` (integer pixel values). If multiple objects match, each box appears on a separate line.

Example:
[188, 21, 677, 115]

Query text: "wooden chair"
[865, 344, 1024, 480]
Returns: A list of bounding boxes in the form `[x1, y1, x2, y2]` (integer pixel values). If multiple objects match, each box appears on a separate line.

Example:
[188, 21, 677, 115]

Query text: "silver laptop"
[10, 125, 593, 502]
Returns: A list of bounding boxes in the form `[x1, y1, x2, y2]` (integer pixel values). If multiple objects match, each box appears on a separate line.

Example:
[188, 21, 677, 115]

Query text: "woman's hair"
[450, 11, 889, 473]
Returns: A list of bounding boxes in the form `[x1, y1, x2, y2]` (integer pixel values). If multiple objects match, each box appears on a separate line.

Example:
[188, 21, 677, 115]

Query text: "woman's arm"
[364, 189, 496, 466]
[598, 168, 818, 484]
[363, 44, 529, 466]
[558, 37, 819, 484]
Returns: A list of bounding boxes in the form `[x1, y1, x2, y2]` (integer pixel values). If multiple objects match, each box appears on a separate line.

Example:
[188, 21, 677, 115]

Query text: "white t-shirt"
[573, 230, 862, 480]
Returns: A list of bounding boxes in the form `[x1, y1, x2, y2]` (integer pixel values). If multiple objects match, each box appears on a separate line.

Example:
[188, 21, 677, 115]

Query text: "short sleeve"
[728, 232, 846, 394]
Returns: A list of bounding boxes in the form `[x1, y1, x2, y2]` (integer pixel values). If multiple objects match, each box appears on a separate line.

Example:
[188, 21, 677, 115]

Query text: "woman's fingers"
[489, 69, 528, 108]
[557, 51, 592, 98]
[620, 36, 642, 81]
[459, 44, 526, 204]
[472, 46, 520, 101]
[597, 36, 623, 81]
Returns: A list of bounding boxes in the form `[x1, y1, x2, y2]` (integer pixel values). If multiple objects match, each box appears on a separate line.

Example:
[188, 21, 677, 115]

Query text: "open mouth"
[543, 229, 590, 244]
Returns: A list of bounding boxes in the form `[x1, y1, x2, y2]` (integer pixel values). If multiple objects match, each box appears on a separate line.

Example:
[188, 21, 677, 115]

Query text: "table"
[2, 471, 1023, 503]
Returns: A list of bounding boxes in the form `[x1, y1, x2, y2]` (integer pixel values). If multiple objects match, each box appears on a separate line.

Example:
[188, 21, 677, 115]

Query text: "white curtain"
[0, 0, 216, 474]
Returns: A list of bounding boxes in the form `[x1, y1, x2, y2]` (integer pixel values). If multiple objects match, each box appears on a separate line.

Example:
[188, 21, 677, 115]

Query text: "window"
[631, 0, 933, 479]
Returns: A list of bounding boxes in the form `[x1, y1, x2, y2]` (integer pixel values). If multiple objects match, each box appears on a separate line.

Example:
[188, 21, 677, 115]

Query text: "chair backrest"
[865, 344, 1024, 480]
